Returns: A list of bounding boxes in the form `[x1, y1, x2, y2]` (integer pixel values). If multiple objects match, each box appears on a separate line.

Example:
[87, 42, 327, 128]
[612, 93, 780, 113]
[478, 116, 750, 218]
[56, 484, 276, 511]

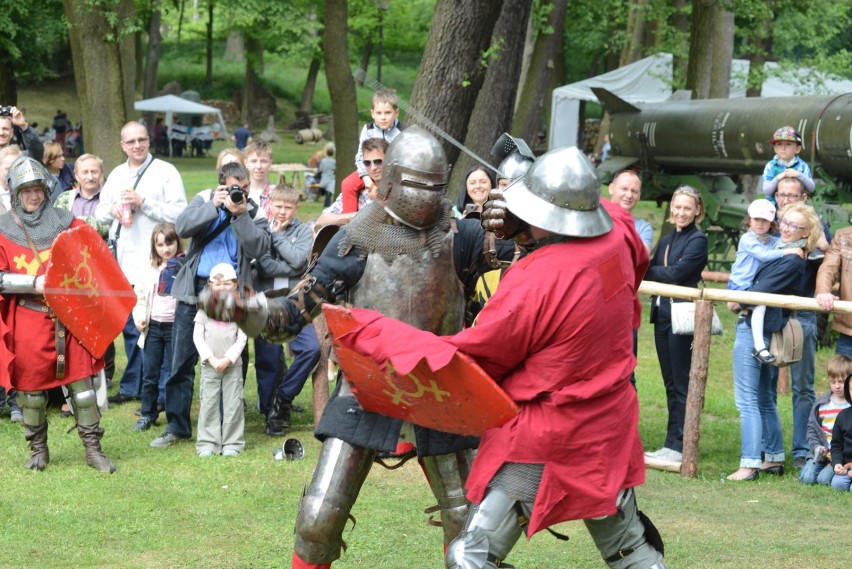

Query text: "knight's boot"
[24, 422, 49, 470]
[21, 390, 49, 470]
[77, 423, 116, 473]
[68, 377, 116, 473]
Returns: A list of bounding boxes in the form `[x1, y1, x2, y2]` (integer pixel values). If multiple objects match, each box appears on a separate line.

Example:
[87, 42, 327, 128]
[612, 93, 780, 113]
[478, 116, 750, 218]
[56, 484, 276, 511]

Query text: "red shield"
[323, 304, 519, 436]
[44, 225, 136, 358]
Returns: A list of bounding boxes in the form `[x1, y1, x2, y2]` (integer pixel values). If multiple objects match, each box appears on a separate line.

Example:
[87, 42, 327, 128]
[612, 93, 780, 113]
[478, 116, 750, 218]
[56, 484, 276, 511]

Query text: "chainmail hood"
[338, 200, 452, 264]
[0, 192, 74, 249]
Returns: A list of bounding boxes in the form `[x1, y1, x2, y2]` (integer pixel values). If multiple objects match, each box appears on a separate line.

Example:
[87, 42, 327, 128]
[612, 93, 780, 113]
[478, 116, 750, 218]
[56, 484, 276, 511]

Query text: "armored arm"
[0, 273, 39, 293]
[198, 275, 341, 343]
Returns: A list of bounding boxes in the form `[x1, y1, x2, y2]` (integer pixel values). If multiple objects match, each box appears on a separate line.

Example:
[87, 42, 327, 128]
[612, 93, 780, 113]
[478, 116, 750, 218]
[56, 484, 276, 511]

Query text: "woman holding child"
[726, 202, 822, 481]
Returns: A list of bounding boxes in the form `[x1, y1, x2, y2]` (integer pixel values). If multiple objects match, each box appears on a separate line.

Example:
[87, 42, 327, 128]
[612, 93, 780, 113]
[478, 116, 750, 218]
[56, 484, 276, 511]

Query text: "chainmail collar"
[0, 199, 74, 249]
[339, 200, 452, 263]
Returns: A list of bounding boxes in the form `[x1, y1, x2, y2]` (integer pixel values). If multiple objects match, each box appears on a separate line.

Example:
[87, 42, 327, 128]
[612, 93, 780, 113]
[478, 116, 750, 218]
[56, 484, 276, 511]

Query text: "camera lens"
[228, 185, 245, 203]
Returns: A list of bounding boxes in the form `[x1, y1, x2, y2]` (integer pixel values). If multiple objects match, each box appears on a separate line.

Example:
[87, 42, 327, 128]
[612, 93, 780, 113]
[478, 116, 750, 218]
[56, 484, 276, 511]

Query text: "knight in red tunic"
[0, 156, 114, 472]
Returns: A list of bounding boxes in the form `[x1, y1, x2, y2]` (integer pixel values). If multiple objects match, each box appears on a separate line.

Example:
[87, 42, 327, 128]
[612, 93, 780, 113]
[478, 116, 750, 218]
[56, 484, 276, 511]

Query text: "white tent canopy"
[550, 52, 852, 150]
[133, 95, 229, 156]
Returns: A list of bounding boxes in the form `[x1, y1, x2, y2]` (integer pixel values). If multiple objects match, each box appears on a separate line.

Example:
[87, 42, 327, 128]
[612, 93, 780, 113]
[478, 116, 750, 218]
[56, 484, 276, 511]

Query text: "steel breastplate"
[351, 231, 463, 336]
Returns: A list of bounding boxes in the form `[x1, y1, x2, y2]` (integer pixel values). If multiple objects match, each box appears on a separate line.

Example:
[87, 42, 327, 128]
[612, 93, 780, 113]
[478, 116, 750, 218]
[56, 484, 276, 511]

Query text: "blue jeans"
[836, 333, 852, 358]
[278, 324, 321, 404]
[118, 313, 145, 397]
[787, 311, 816, 460]
[164, 278, 206, 438]
[830, 473, 852, 492]
[255, 336, 284, 416]
[733, 320, 785, 468]
[140, 321, 173, 421]
[798, 458, 834, 485]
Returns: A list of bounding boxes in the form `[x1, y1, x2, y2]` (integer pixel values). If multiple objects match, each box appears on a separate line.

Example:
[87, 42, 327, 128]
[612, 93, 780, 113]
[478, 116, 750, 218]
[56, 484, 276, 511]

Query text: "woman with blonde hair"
[644, 185, 708, 470]
[725, 201, 822, 481]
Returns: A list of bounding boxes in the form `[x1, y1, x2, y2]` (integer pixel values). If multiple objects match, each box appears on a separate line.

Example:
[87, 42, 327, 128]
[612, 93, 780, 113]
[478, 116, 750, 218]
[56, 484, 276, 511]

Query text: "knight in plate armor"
[200, 126, 514, 569]
[0, 156, 115, 473]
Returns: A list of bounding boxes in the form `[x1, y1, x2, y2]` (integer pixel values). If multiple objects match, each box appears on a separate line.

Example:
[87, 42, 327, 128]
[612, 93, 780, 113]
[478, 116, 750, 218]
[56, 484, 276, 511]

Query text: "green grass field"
[1, 291, 850, 568]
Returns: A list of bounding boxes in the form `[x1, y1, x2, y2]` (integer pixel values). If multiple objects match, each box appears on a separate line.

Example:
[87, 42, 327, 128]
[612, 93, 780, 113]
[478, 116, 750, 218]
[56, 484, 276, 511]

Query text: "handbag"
[670, 300, 724, 336]
[663, 243, 723, 336]
[768, 312, 804, 367]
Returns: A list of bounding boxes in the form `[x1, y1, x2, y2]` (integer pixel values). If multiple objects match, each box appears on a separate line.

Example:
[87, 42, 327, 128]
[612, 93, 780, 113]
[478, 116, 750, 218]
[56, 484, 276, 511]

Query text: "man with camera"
[0, 105, 44, 163]
[96, 121, 187, 407]
[150, 160, 269, 448]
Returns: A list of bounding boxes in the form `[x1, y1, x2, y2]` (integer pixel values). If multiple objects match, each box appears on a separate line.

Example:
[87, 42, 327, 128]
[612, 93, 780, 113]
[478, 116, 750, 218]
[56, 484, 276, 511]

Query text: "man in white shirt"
[95, 121, 187, 405]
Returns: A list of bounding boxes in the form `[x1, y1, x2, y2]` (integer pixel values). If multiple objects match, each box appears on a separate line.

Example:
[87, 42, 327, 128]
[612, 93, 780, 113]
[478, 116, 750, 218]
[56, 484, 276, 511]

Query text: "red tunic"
[0, 218, 104, 392]
[334, 202, 649, 536]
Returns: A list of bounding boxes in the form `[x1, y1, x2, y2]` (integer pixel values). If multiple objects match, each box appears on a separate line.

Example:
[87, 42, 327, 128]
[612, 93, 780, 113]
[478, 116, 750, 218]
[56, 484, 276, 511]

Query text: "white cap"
[747, 199, 776, 222]
[209, 263, 238, 281]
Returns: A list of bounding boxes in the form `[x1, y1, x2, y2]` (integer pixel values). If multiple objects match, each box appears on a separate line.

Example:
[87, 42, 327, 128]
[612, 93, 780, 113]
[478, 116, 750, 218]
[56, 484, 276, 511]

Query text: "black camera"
[0, 106, 13, 117]
[228, 184, 246, 204]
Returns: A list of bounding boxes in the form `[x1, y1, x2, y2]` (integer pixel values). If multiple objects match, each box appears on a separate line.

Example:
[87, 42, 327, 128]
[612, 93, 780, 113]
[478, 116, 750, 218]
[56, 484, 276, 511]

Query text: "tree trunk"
[449, 0, 533, 193]
[299, 56, 322, 115]
[323, 0, 359, 196]
[685, 0, 714, 99]
[515, 12, 535, 110]
[176, 0, 185, 45]
[708, 3, 734, 99]
[0, 60, 16, 106]
[356, 38, 373, 86]
[512, 0, 568, 146]
[408, 0, 504, 167]
[241, 38, 262, 124]
[144, 4, 163, 99]
[63, 0, 129, 171]
[619, 0, 647, 67]
[744, 2, 774, 98]
[205, 0, 214, 84]
[670, 0, 689, 89]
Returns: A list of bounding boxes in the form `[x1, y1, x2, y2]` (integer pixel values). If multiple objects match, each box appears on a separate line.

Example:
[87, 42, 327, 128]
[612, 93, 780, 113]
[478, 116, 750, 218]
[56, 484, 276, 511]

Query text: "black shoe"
[133, 416, 157, 431]
[752, 348, 776, 365]
[265, 423, 287, 437]
[291, 404, 304, 413]
[760, 464, 785, 476]
[108, 393, 137, 405]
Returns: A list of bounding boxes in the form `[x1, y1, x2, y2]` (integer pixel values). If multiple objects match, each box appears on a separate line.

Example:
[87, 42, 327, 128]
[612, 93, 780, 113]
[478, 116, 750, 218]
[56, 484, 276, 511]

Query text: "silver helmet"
[491, 133, 535, 183]
[503, 146, 612, 238]
[8, 155, 49, 200]
[377, 126, 450, 230]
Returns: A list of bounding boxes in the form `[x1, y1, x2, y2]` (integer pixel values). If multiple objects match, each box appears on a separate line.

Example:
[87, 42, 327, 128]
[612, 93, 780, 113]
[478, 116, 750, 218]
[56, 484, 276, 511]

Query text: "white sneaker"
[645, 447, 682, 472]
[644, 447, 665, 458]
[197, 450, 215, 458]
[222, 449, 239, 457]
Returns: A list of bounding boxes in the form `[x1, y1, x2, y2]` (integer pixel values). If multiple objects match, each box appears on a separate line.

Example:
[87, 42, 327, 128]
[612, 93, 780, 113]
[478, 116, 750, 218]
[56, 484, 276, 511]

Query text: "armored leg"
[421, 450, 475, 547]
[583, 489, 665, 569]
[22, 391, 49, 470]
[68, 377, 116, 473]
[294, 437, 376, 565]
[445, 488, 526, 569]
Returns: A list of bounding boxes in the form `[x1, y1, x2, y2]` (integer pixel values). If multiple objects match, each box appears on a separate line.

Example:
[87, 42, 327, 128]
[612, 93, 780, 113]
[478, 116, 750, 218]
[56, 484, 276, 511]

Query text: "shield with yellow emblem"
[323, 304, 519, 436]
[44, 225, 136, 358]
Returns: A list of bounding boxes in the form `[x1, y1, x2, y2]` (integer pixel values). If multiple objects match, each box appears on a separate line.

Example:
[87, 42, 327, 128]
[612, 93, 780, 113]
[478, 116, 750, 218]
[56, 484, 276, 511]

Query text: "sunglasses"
[362, 159, 383, 168]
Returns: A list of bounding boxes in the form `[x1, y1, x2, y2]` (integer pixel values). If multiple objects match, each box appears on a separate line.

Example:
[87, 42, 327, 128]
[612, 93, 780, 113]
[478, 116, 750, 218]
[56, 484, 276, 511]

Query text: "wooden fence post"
[680, 298, 713, 478]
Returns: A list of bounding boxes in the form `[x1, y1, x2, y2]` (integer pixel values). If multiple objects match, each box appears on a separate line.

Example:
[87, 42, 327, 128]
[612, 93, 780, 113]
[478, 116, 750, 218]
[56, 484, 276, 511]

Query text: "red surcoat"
[0, 218, 104, 392]
[336, 202, 650, 536]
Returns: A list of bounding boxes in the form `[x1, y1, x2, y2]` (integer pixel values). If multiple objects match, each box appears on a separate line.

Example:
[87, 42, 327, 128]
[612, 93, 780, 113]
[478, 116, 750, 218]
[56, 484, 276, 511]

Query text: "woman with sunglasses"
[644, 185, 708, 471]
[725, 202, 822, 481]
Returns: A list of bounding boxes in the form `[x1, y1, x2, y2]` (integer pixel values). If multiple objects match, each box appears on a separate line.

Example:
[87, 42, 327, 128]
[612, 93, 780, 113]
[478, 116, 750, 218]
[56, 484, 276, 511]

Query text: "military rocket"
[595, 88, 852, 183]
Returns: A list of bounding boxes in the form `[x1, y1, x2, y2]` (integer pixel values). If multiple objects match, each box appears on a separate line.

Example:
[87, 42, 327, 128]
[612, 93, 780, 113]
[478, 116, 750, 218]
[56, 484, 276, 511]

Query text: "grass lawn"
[1, 287, 850, 567]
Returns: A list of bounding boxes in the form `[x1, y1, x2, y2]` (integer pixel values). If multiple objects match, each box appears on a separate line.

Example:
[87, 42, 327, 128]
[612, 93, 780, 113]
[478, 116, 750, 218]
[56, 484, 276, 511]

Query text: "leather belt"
[17, 298, 66, 379]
